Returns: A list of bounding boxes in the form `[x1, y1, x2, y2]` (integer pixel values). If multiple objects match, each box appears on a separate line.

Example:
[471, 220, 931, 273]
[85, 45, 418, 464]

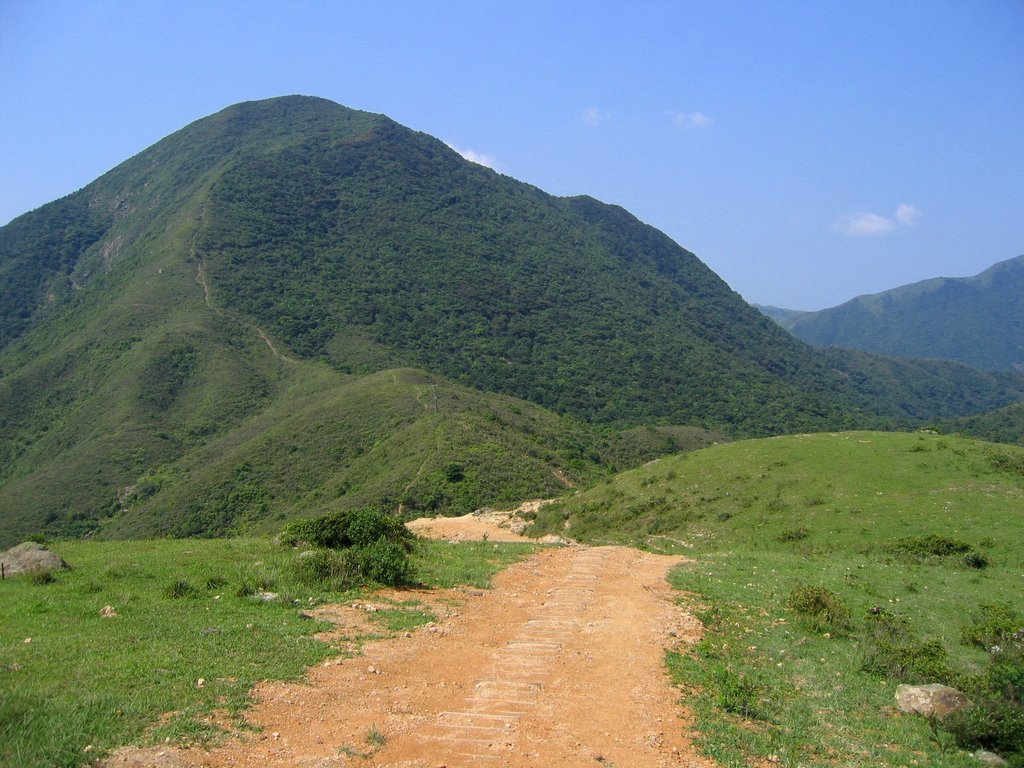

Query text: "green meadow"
[0, 537, 536, 768]
[530, 431, 1024, 766]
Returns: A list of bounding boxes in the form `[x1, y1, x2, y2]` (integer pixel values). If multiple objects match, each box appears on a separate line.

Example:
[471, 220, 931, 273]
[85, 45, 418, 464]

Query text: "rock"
[1, 542, 71, 577]
[254, 591, 278, 602]
[895, 683, 972, 717]
[974, 750, 1008, 766]
[100, 605, 118, 618]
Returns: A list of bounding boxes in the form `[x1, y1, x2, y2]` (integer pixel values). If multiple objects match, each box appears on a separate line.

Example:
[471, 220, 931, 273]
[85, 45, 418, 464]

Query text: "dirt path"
[107, 517, 713, 768]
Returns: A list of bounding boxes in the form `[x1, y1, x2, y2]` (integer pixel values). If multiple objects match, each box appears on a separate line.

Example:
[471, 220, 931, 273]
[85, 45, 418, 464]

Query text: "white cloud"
[895, 203, 920, 226]
[673, 111, 714, 128]
[582, 106, 611, 126]
[834, 204, 921, 237]
[835, 211, 897, 237]
[445, 142, 498, 170]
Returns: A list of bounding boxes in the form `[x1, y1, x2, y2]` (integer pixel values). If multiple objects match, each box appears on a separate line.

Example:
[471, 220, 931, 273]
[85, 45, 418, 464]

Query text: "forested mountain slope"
[773, 255, 1024, 372]
[2, 96, 1022, 543]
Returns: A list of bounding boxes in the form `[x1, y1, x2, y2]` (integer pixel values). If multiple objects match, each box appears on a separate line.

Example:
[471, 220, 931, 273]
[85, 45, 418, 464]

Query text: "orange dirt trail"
[108, 522, 714, 768]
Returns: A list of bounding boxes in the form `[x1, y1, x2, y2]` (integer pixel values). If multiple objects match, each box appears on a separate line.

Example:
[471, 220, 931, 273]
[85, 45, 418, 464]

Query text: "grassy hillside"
[102, 366, 613, 541]
[0, 357, 615, 547]
[529, 432, 1024, 766]
[778, 254, 1024, 372]
[952, 401, 1024, 447]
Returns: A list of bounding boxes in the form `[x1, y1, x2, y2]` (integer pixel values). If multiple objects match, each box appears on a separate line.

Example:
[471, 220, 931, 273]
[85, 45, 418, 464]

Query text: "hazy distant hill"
[2, 96, 1022, 543]
[769, 255, 1024, 372]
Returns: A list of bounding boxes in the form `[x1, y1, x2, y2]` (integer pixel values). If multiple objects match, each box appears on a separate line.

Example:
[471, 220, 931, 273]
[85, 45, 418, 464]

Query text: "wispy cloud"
[895, 203, 920, 226]
[445, 142, 498, 170]
[672, 111, 714, 128]
[582, 106, 611, 126]
[834, 203, 921, 237]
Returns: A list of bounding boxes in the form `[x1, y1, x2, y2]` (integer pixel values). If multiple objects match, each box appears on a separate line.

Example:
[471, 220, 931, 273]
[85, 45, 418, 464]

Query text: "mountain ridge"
[2, 95, 1022, 543]
[767, 254, 1024, 371]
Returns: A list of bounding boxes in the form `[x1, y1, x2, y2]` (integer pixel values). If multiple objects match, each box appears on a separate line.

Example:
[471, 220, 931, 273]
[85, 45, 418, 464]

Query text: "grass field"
[0, 536, 536, 768]
[529, 431, 1024, 767]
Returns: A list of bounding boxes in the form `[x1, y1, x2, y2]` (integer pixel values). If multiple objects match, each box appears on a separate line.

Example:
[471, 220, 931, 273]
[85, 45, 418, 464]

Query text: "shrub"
[962, 603, 1022, 651]
[775, 527, 809, 543]
[786, 584, 851, 634]
[939, 634, 1024, 762]
[860, 613, 953, 684]
[891, 535, 989, 569]
[283, 508, 416, 588]
[349, 539, 413, 586]
[989, 644, 1024, 703]
[943, 697, 1024, 760]
[280, 507, 413, 550]
[891, 534, 971, 559]
[294, 549, 353, 588]
[29, 570, 55, 585]
[963, 550, 990, 569]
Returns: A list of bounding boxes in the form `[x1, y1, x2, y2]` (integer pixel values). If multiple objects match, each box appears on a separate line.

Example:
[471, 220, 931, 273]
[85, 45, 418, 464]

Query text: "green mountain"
[2, 96, 1022, 544]
[769, 255, 1024, 372]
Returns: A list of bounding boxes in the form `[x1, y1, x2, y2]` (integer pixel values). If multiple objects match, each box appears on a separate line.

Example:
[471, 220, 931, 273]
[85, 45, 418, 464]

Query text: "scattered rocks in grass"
[973, 749, 1009, 766]
[1, 542, 70, 577]
[895, 683, 972, 717]
[99, 745, 190, 767]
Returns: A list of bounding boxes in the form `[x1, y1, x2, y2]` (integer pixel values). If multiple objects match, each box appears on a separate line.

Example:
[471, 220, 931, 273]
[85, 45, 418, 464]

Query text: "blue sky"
[2, 1, 1021, 309]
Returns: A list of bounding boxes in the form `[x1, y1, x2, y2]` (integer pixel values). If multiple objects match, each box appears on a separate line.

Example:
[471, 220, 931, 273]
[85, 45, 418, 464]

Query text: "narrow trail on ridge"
[107, 517, 714, 768]
[193, 260, 295, 364]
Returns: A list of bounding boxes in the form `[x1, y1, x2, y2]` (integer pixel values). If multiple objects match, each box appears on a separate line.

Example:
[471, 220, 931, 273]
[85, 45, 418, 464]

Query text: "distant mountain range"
[2, 96, 1022, 544]
[761, 255, 1024, 372]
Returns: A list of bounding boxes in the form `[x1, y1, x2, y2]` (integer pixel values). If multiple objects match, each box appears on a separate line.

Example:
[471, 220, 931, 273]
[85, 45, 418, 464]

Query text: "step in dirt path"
[111, 544, 713, 768]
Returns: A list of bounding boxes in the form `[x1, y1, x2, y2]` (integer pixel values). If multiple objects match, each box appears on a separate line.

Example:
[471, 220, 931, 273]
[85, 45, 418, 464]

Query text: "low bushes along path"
[107, 514, 714, 768]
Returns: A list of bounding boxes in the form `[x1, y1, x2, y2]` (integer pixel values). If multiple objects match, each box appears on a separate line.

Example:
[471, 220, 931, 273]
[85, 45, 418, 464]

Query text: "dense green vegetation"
[774, 254, 1024, 372]
[528, 432, 1024, 766]
[2, 95, 1023, 544]
[0, 536, 538, 768]
[0, 357, 618, 547]
[952, 401, 1024, 446]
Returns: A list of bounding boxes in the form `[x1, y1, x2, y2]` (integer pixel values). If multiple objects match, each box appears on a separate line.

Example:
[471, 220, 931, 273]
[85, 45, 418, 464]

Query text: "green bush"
[943, 696, 1024, 761]
[963, 550, 991, 569]
[786, 584, 851, 634]
[280, 507, 412, 550]
[283, 507, 416, 588]
[294, 549, 354, 588]
[775, 526, 809, 543]
[962, 603, 1022, 650]
[939, 632, 1024, 762]
[860, 613, 953, 684]
[349, 539, 413, 586]
[891, 534, 971, 559]
[29, 570, 55, 585]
